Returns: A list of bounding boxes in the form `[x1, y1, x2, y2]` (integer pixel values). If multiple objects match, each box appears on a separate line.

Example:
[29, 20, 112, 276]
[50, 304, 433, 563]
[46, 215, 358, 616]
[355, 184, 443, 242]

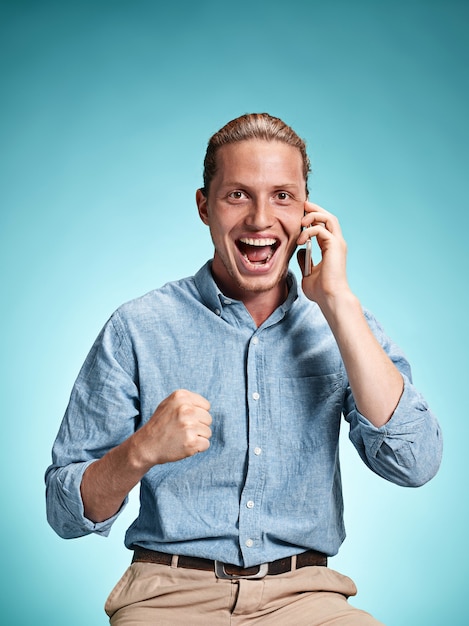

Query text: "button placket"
[238, 330, 266, 563]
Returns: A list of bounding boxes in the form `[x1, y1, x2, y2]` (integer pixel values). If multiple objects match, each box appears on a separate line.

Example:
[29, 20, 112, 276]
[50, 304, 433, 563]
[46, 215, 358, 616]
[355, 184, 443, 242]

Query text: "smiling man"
[46, 113, 442, 625]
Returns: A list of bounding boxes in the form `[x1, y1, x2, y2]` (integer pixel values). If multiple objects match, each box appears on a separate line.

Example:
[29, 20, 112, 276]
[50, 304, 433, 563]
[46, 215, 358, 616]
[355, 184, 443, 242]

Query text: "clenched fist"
[81, 390, 212, 523]
[136, 389, 212, 467]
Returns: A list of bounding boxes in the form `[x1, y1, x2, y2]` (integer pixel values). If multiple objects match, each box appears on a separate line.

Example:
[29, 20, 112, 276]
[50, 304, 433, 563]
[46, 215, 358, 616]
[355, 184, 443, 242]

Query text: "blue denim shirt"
[45, 261, 442, 566]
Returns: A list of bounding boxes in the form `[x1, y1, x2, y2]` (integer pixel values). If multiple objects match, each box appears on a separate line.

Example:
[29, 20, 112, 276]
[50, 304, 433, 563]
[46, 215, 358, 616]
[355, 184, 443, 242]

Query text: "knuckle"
[177, 403, 194, 420]
[172, 389, 188, 402]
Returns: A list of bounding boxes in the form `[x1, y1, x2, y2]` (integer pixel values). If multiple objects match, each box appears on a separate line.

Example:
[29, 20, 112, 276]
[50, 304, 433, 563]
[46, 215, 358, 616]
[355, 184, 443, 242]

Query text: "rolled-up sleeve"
[45, 459, 126, 538]
[344, 311, 443, 487]
[45, 312, 138, 539]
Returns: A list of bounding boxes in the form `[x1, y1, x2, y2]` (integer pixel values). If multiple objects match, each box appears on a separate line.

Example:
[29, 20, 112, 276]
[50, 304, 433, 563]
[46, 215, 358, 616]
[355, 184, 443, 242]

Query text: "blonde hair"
[201, 113, 310, 195]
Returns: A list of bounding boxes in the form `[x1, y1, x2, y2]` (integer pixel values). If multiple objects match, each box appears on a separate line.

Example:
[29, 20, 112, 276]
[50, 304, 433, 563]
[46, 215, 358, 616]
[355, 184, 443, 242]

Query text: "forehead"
[214, 139, 305, 188]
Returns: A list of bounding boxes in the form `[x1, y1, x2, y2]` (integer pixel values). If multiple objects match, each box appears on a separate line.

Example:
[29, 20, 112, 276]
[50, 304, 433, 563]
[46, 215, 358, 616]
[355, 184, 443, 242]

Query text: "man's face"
[197, 139, 306, 300]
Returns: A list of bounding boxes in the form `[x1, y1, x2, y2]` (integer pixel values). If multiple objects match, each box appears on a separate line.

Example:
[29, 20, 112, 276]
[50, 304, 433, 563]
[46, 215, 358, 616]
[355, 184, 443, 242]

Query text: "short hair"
[201, 113, 310, 196]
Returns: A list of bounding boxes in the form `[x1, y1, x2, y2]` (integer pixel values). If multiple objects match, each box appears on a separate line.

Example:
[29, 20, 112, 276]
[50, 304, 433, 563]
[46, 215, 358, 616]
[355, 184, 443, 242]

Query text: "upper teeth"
[239, 238, 276, 246]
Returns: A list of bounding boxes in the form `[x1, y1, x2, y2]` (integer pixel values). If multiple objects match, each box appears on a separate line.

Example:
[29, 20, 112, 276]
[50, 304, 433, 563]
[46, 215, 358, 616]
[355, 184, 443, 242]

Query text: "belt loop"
[291, 554, 297, 571]
[171, 554, 179, 569]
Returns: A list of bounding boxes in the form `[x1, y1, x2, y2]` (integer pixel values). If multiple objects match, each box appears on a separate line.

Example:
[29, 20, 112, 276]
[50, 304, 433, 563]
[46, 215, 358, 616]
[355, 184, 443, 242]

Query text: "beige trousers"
[105, 561, 385, 625]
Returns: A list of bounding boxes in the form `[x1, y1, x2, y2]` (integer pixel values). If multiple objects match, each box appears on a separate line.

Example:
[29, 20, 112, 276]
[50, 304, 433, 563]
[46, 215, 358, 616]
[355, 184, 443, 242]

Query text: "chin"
[234, 269, 287, 295]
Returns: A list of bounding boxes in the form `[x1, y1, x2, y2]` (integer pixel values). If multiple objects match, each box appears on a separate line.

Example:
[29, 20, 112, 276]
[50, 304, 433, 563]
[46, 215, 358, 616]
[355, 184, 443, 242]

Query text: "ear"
[196, 188, 210, 225]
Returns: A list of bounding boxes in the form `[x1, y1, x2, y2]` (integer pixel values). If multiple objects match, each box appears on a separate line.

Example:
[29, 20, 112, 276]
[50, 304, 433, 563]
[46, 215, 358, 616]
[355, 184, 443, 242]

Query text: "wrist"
[123, 430, 156, 476]
[317, 288, 361, 321]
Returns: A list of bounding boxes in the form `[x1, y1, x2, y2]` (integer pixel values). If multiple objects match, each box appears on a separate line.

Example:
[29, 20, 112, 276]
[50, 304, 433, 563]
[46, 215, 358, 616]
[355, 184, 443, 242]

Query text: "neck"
[213, 275, 289, 327]
[244, 285, 289, 326]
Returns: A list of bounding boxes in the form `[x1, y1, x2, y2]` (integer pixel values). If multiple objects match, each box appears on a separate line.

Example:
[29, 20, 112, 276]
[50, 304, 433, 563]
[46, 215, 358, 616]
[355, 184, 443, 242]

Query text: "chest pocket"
[277, 373, 344, 450]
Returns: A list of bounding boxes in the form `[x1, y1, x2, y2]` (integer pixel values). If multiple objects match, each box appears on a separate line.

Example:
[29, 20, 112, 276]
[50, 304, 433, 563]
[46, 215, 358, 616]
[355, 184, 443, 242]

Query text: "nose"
[244, 196, 274, 230]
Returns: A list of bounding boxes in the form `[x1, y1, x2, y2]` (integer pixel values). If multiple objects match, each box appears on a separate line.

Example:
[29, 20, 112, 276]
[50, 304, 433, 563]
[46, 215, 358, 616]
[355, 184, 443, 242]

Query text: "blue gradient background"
[1, 1, 467, 624]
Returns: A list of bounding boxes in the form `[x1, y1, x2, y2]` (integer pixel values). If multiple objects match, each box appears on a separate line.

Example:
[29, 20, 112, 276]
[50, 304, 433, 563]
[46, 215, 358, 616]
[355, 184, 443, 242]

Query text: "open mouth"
[236, 237, 279, 266]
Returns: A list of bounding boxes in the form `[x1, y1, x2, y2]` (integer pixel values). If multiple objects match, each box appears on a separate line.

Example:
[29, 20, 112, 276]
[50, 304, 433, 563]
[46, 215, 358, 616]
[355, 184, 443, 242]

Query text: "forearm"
[81, 432, 151, 523]
[81, 389, 213, 523]
[319, 290, 404, 427]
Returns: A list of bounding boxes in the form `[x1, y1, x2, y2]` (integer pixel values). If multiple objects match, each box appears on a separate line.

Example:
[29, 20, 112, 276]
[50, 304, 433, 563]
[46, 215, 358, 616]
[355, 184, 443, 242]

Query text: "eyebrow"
[220, 182, 302, 190]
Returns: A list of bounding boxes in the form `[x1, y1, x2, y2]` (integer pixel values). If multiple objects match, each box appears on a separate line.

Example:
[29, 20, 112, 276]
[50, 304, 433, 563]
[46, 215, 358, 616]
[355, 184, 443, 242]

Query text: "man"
[46, 113, 442, 625]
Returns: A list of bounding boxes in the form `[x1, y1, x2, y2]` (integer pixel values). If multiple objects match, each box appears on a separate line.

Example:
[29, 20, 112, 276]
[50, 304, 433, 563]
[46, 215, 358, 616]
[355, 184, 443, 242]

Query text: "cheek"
[285, 214, 303, 239]
[209, 212, 239, 237]
[208, 217, 234, 245]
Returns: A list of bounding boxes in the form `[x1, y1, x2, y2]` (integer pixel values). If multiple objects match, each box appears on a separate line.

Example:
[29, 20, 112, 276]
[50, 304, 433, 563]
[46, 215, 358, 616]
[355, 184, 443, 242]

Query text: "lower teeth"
[243, 253, 273, 265]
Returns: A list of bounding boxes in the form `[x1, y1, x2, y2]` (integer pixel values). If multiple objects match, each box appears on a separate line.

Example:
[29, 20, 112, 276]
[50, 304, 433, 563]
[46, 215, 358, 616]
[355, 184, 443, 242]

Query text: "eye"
[274, 191, 294, 203]
[228, 190, 248, 201]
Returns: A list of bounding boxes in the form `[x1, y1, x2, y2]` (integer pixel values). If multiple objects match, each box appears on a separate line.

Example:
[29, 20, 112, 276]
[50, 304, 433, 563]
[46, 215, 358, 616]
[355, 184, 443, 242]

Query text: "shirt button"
[252, 336, 259, 345]
[223, 299, 231, 305]
[252, 392, 260, 401]
[214, 308, 221, 316]
[245, 539, 254, 548]
[254, 447, 262, 456]
[246, 500, 255, 509]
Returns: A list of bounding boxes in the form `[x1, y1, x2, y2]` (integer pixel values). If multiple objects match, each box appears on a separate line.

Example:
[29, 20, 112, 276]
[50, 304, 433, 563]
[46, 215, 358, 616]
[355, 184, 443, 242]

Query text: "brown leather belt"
[132, 547, 327, 580]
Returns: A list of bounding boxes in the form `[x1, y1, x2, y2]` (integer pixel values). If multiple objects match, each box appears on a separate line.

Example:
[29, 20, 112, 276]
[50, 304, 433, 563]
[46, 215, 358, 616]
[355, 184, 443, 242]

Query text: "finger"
[173, 389, 211, 411]
[297, 223, 333, 246]
[194, 407, 213, 426]
[181, 421, 212, 456]
[197, 423, 212, 440]
[304, 200, 334, 216]
[302, 202, 340, 232]
[195, 436, 211, 454]
[301, 212, 336, 233]
[190, 423, 212, 454]
[192, 393, 211, 411]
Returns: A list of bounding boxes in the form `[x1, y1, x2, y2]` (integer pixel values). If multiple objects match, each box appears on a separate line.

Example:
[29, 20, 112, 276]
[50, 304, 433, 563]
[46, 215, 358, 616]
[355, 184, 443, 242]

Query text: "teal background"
[1, 0, 467, 623]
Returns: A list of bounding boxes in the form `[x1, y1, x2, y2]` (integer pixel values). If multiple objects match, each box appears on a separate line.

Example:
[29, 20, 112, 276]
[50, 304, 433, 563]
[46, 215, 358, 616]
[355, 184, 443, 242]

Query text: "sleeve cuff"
[350, 374, 430, 463]
[52, 460, 127, 538]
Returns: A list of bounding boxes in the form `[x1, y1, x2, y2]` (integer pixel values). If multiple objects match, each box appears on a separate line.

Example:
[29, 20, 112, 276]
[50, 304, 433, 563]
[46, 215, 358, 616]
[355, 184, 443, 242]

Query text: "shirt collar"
[194, 261, 299, 321]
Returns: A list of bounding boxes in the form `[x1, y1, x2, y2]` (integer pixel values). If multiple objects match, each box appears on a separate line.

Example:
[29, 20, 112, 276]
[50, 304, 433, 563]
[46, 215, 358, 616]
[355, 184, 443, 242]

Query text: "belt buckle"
[214, 561, 269, 580]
